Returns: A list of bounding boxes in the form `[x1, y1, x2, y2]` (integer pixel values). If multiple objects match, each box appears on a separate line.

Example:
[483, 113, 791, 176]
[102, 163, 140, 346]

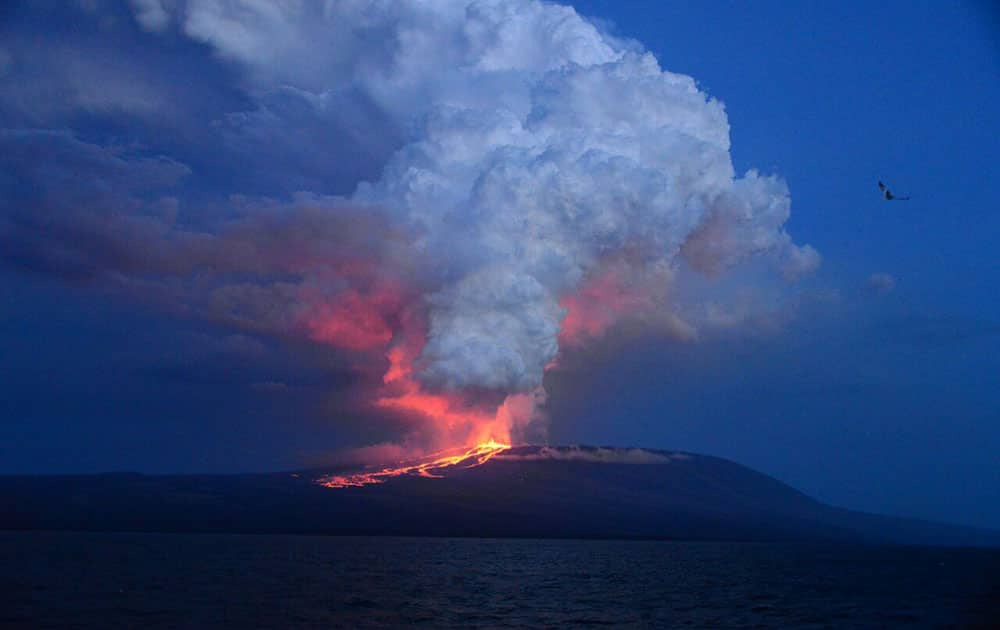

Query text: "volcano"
[2, 446, 997, 546]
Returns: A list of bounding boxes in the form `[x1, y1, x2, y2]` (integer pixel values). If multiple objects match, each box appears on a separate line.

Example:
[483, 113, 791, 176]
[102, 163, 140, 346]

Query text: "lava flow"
[316, 440, 511, 489]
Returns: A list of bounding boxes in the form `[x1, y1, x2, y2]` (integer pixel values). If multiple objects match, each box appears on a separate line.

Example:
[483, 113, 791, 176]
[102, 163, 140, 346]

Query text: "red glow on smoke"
[376, 385, 503, 441]
[313, 308, 520, 488]
[306, 288, 399, 350]
[303, 281, 518, 452]
[378, 327, 512, 445]
[301, 261, 409, 351]
[298, 257, 553, 484]
[558, 267, 653, 346]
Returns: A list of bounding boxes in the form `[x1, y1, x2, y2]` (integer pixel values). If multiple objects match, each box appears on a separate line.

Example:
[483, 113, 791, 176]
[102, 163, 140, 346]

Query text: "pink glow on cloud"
[558, 265, 657, 346]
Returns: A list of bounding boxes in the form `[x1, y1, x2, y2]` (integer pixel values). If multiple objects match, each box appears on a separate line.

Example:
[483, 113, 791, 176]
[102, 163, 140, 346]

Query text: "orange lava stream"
[316, 440, 511, 489]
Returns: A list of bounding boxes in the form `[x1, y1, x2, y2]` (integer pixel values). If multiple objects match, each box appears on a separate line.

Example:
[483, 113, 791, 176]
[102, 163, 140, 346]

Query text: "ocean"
[2, 532, 998, 628]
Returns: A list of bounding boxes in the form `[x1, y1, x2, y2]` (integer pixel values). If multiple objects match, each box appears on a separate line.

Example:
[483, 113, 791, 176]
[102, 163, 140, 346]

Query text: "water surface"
[2, 532, 998, 628]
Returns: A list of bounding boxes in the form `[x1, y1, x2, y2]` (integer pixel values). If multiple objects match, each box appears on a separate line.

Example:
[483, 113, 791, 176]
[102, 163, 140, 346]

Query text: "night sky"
[2, 1, 998, 530]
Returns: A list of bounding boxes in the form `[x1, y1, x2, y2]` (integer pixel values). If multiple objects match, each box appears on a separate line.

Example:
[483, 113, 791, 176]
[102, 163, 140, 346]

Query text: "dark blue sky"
[1, 1, 998, 529]
[559, 0, 1000, 528]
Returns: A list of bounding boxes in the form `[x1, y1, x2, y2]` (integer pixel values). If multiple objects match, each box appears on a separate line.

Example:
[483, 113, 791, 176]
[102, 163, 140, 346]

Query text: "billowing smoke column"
[149, 0, 818, 450]
[5, 0, 819, 455]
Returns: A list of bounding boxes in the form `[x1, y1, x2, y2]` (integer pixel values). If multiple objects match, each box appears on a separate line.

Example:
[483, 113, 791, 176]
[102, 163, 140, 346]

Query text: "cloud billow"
[0, 0, 818, 449]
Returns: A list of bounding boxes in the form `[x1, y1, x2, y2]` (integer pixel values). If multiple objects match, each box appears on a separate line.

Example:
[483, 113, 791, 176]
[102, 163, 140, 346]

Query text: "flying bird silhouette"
[878, 180, 909, 201]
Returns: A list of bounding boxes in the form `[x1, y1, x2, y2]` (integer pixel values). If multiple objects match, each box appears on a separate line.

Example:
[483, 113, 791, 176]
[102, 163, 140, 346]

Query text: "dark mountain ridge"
[3, 446, 997, 546]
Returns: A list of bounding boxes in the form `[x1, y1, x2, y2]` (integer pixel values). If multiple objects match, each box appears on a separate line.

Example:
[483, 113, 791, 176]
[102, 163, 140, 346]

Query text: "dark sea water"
[1, 532, 999, 628]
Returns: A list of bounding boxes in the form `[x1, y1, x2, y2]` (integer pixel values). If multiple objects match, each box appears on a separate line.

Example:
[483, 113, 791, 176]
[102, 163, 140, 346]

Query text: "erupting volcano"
[181, 0, 819, 468]
[1, 0, 819, 473]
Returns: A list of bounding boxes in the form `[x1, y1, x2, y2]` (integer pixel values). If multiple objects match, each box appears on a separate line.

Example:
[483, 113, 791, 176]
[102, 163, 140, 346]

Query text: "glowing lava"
[303, 274, 534, 482]
[317, 440, 511, 488]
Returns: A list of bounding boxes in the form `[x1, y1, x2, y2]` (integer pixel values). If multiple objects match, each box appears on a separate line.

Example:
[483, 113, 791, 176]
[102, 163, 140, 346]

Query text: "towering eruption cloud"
[1, 1, 818, 456]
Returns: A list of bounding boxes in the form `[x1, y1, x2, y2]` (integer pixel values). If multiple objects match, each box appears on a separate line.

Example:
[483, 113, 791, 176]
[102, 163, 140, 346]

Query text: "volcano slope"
[2, 446, 997, 546]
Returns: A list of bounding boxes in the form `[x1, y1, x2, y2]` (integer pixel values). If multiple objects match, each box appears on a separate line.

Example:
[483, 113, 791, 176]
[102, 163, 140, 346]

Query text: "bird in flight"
[878, 180, 910, 201]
